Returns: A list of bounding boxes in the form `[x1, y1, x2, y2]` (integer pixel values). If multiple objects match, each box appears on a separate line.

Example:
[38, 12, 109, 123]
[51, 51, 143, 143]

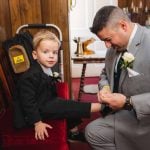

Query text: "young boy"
[13, 30, 101, 141]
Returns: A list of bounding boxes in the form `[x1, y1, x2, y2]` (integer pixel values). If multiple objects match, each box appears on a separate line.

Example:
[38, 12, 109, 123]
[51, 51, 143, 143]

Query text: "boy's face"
[32, 39, 59, 68]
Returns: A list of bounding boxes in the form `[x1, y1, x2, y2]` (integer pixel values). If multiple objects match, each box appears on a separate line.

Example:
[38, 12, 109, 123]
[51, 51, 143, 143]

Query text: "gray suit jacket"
[99, 24, 150, 150]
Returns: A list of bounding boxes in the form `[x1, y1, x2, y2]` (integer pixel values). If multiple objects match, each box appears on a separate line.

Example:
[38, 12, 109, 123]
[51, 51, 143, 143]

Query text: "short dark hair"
[90, 6, 130, 35]
[90, 6, 116, 34]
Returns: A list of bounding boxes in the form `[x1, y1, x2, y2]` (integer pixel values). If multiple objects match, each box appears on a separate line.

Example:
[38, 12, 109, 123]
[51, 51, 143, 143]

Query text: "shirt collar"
[127, 23, 138, 50]
[40, 64, 53, 76]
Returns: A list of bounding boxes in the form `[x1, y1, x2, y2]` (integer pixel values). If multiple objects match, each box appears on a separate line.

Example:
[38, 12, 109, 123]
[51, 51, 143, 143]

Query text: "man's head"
[91, 6, 133, 51]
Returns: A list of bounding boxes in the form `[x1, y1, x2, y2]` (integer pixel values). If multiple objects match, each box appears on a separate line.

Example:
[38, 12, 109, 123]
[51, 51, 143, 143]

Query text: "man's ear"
[119, 20, 128, 32]
[32, 50, 37, 60]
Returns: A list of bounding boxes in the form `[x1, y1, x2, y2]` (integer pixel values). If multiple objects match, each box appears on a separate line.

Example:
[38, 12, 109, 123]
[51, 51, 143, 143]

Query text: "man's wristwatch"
[123, 96, 133, 110]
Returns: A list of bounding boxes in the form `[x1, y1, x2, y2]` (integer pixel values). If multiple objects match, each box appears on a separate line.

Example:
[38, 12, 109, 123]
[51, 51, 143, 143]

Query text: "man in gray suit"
[85, 5, 150, 150]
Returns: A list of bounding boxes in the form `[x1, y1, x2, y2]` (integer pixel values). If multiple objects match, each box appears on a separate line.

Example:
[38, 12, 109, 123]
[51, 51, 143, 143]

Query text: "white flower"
[53, 72, 59, 78]
[121, 52, 135, 69]
[122, 52, 135, 63]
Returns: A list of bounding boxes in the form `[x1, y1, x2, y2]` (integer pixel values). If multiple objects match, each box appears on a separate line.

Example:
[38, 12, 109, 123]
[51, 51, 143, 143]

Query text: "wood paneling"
[0, 0, 12, 40]
[41, 0, 70, 84]
[118, 0, 150, 26]
[9, 0, 42, 35]
[9, 0, 22, 35]
[19, 0, 42, 24]
[0, 0, 71, 98]
[118, 0, 128, 8]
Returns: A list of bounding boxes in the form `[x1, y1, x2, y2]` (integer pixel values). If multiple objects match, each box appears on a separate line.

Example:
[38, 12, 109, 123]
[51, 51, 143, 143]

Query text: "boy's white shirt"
[40, 64, 53, 76]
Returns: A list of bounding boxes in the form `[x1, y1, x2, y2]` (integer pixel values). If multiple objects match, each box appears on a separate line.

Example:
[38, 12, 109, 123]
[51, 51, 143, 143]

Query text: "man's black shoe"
[68, 131, 86, 142]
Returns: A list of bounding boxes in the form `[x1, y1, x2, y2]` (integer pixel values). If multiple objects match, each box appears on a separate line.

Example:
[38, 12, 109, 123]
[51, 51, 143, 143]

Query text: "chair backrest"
[2, 24, 64, 97]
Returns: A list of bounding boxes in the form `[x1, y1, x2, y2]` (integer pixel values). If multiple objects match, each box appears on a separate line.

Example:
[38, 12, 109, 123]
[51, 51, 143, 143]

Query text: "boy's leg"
[67, 118, 86, 142]
[42, 99, 91, 119]
[67, 118, 82, 129]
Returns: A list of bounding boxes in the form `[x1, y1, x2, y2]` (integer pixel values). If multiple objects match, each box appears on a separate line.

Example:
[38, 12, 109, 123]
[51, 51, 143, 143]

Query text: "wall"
[69, 0, 118, 78]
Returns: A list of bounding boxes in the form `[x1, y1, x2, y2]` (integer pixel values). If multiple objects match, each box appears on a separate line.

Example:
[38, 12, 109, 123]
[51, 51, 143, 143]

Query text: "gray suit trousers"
[85, 114, 116, 150]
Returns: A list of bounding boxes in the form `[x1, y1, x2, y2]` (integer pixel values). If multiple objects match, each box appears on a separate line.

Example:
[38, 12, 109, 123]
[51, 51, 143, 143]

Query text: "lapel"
[32, 61, 49, 80]
[110, 51, 119, 91]
[118, 24, 143, 91]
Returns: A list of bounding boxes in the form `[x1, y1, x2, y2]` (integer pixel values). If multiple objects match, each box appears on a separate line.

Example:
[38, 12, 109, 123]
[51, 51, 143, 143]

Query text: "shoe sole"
[67, 139, 87, 143]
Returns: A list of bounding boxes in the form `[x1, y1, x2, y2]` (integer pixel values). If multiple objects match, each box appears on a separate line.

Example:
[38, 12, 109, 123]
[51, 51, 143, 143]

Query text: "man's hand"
[97, 85, 111, 103]
[34, 121, 53, 140]
[100, 93, 126, 110]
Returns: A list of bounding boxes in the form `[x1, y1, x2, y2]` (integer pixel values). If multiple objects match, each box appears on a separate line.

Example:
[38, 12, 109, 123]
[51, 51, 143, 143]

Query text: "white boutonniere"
[121, 52, 135, 69]
[53, 72, 59, 78]
[52, 72, 61, 82]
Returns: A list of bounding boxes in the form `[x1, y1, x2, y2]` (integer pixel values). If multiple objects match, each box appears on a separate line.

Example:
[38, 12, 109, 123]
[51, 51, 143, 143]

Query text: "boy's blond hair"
[33, 29, 61, 50]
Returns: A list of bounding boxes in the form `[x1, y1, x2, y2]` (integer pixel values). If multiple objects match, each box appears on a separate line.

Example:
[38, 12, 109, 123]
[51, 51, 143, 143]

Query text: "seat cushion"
[0, 109, 68, 150]
[0, 82, 69, 150]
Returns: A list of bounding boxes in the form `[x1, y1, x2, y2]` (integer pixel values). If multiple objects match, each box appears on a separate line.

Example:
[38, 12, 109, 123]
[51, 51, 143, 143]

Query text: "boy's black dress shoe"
[68, 131, 86, 142]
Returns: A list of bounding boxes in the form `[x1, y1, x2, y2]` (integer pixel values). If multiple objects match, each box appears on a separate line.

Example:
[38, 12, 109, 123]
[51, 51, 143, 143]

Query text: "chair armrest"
[56, 82, 69, 99]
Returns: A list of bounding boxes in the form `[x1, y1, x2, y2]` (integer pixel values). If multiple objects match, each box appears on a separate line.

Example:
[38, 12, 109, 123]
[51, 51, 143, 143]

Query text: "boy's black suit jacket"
[13, 61, 91, 129]
[13, 61, 62, 128]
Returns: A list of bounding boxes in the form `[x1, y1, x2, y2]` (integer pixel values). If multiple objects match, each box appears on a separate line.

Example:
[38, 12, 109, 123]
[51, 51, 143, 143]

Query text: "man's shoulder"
[137, 24, 150, 35]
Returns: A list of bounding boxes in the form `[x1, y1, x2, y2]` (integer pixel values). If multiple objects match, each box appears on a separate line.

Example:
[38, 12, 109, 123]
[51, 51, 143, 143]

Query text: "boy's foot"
[68, 131, 86, 142]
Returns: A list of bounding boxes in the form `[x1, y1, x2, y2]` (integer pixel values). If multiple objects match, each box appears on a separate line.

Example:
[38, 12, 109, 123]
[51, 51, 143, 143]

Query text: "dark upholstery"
[0, 82, 69, 150]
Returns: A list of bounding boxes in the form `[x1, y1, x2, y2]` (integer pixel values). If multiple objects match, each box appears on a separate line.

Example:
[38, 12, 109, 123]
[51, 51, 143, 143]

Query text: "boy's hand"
[34, 121, 53, 140]
[100, 93, 126, 110]
[97, 85, 111, 103]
